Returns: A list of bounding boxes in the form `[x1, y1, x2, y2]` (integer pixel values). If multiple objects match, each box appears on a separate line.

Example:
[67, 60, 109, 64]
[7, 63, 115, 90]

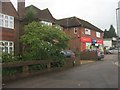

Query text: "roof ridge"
[26, 5, 41, 11]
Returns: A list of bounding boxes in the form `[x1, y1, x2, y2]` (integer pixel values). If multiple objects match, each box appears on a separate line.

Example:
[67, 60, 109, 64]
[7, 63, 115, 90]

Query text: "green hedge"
[2, 67, 22, 76]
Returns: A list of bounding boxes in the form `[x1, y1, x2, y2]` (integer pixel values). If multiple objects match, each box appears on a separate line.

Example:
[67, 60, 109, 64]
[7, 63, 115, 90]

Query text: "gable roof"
[56, 17, 81, 27]
[56, 16, 103, 32]
[2, 0, 19, 18]
[25, 5, 56, 23]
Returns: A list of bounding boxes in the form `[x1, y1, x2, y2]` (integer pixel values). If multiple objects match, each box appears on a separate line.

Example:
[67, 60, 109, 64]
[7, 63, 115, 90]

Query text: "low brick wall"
[2, 58, 80, 82]
[80, 51, 97, 60]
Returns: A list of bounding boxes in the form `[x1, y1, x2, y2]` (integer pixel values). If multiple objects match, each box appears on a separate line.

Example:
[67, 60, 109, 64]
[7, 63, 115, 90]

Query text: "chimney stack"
[17, 0, 25, 19]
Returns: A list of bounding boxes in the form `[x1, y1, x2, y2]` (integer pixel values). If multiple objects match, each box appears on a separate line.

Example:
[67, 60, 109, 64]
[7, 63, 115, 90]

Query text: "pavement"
[2, 54, 118, 88]
[80, 60, 95, 65]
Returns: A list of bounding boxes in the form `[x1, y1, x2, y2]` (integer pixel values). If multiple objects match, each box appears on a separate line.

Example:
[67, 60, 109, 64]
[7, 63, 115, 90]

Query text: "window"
[9, 42, 13, 46]
[0, 19, 2, 27]
[0, 13, 14, 29]
[74, 28, 77, 34]
[5, 15, 8, 19]
[85, 28, 91, 35]
[5, 20, 8, 27]
[96, 32, 100, 38]
[9, 16, 14, 29]
[0, 13, 3, 27]
[41, 21, 52, 26]
[0, 41, 14, 54]
[0, 14, 1, 19]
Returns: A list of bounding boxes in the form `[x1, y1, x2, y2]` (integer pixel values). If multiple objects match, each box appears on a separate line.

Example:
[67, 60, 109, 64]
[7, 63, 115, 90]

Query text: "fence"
[2, 58, 80, 82]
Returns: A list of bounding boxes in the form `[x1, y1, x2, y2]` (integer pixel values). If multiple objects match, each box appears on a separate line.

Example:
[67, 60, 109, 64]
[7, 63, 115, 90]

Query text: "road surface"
[3, 55, 118, 88]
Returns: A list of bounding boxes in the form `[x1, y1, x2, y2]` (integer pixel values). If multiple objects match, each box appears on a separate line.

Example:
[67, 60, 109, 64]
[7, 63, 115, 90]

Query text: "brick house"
[25, 5, 56, 25]
[0, 0, 25, 55]
[56, 16, 104, 52]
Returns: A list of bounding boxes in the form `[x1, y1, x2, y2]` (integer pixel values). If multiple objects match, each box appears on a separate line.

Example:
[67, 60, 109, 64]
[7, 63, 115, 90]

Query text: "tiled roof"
[56, 17, 81, 27]
[25, 5, 56, 23]
[38, 8, 56, 23]
[56, 16, 103, 32]
[2, 1, 19, 18]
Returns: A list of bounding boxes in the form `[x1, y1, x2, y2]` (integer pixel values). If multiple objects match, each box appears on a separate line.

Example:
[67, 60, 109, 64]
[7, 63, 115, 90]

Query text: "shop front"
[80, 37, 92, 51]
[80, 37, 104, 52]
[91, 39, 104, 51]
[96, 40, 104, 52]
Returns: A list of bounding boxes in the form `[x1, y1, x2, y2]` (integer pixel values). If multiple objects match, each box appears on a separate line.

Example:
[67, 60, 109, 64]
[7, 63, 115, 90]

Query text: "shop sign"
[92, 39, 96, 44]
[97, 40, 103, 44]
[81, 37, 92, 42]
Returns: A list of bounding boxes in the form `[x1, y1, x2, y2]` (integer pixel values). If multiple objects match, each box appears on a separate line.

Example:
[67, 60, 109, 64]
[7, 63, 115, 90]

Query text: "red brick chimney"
[16, 0, 25, 55]
[17, 0, 25, 19]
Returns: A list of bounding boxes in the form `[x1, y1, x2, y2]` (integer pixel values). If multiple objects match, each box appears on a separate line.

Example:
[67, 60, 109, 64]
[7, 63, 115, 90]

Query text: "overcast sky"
[11, 0, 120, 31]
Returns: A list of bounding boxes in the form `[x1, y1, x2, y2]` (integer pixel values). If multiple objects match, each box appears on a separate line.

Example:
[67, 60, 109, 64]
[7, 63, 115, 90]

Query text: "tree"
[103, 29, 109, 38]
[24, 7, 37, 25]
[108, 25, 117, 38]
[21, 22, 69, 60]
[103, 25, 117, 38]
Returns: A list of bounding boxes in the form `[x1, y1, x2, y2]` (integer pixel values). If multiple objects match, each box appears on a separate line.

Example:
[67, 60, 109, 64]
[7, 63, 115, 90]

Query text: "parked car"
[108, 47, 120, 54]
[60, 50, 75, 58]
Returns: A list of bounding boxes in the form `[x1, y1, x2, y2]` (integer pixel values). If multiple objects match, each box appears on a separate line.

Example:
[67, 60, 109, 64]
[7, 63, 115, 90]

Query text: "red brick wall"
[63, 27, 81, 52]
[18, 0, 25, 19]
[63, 27, 103, 52]
[0, 28, 16, 41]
[1, 1, 25, 55]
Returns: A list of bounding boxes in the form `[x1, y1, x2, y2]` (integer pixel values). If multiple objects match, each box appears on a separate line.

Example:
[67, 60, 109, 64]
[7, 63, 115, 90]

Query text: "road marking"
[114, 61, 120, 67]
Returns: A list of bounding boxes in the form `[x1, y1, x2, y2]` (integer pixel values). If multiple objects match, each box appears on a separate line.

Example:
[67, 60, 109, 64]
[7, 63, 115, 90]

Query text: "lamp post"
[116, 7, 120, 61]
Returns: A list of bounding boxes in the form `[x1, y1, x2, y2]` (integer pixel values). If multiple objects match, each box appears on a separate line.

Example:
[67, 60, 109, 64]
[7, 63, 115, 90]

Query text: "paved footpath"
[3, 55, 118, 88]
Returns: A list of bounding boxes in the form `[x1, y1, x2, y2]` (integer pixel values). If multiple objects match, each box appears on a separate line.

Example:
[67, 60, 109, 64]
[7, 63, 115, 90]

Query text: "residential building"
[56, 16, 104, 52]
[0, 0, 25, 55]
[25, 5, 56, 25]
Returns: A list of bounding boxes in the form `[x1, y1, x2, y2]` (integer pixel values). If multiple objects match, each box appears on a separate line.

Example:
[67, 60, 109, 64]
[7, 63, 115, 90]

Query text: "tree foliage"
[103, 29, 109, 38]
[24, 7, 37, 25]
[21, 22, 69, 60]
[103, 25, 117, 38]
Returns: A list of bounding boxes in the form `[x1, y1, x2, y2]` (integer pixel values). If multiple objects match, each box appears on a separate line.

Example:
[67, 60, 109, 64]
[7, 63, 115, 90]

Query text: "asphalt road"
[3, 55, 118, 88]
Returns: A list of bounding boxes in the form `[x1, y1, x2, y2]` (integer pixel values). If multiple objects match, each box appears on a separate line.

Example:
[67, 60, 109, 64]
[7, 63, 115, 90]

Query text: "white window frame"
[85, 28, 91, 35]
[0, 13, 14, 29]
[74, 28, 77, 34]
[0, 41, 14, 54]
[96, 32, 100, 38]
[41, 21, 52, 26]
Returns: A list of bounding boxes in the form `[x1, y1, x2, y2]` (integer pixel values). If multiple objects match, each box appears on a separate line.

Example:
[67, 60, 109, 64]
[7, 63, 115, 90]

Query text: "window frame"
[85, 28, 91, 35]
[96, 32, 101, 38]
[74, 28, 77, 34]
[0, 41, 14, 54]
[0, 13, 14, 29]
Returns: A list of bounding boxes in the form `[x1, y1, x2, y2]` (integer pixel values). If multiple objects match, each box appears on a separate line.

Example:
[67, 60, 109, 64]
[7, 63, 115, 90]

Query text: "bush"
[2, 67, 22, 76]
[1, 53, 24, 63]
[29, 64, 47, 72]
